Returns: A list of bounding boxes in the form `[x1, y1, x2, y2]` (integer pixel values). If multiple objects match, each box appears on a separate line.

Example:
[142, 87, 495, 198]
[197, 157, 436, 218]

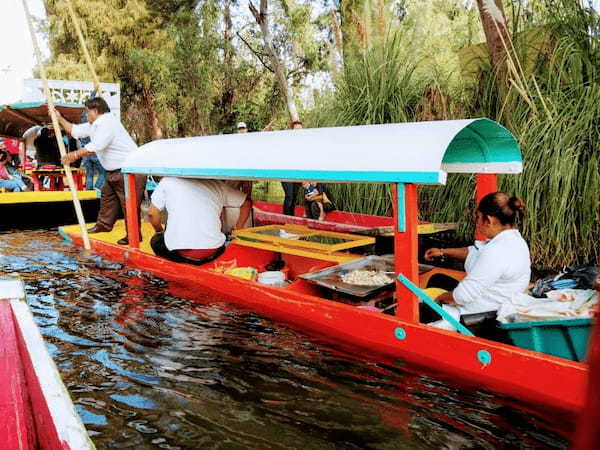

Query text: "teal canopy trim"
[121, 167, 446, 184]
[442, 118, 521, 165]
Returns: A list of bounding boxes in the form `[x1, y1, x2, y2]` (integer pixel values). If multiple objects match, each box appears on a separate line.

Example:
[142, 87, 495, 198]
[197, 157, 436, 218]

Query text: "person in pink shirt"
[0, 149, 27, 192]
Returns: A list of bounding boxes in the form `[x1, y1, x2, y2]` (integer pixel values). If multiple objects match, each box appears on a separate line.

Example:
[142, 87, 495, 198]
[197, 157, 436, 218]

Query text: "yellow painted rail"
[0, 190, 100, 205]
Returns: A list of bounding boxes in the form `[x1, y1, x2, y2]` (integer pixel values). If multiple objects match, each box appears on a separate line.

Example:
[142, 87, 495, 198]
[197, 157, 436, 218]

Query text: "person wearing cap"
[54, 97, 145, 245]
[236, 122, 248, 134]
[224, 120, 252, 231]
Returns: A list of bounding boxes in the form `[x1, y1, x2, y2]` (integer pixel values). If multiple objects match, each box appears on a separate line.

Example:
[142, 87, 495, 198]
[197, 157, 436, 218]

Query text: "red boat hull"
[0, 281, 92, 449]
[64, 232, 588, 420]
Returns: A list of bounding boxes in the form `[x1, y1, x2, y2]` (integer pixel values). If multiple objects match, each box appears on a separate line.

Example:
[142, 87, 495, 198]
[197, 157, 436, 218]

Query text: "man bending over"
[148, 177, 251, 265]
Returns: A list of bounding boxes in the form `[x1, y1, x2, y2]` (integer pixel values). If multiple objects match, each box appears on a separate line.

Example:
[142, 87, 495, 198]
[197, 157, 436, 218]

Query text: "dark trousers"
[96, 170, 145, 235]
[150, 232, 225, 266]
[281, 182, 300, 216]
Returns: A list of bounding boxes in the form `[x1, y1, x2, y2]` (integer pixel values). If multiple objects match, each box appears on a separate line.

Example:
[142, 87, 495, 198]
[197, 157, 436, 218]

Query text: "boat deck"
[61, 219, 156, 254]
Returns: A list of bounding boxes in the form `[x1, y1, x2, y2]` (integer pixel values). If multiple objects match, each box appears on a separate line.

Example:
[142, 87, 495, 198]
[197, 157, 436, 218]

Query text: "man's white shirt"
[151, 178, 247, 251]
[71, 113, 137, 170]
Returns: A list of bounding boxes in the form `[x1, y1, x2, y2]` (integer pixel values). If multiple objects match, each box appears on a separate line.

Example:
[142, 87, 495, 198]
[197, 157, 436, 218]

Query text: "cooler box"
[500, 318, 593, 362]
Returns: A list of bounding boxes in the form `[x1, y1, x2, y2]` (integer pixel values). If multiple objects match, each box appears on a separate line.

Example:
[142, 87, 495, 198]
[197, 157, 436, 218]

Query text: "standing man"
[54, 97, 145, 245]
[281, 120, 303, 216]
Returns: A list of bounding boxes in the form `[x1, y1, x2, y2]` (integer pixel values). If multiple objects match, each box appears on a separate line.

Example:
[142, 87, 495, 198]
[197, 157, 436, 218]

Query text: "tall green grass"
[313, 5, 599, 268]
[425, 5, 600, 268]
[313, 32, 427, 216]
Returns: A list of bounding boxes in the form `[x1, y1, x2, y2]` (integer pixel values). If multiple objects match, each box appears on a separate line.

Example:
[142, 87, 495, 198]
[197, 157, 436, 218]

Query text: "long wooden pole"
[21, 0, 91, 250]
[65, 0, 102, 97]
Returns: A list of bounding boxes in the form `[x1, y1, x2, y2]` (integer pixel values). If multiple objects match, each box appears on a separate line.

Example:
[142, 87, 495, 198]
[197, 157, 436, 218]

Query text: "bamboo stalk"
[21, 0, 91, 250]
[65, 0, 103, 97]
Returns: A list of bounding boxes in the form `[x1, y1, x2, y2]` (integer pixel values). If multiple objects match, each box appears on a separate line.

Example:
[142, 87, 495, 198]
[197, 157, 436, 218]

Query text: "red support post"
[572, 274, 600, 449]
[394, 183, 419, 323]
[475, 173, 497, 241]
[125, 173, 140, 249]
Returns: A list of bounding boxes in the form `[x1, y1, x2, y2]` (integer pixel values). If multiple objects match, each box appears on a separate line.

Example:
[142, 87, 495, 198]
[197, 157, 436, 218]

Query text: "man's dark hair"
[84, 97, 111, 114]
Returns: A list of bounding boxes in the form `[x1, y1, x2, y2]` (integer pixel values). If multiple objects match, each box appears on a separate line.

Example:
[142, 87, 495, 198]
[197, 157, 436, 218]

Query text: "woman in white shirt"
[424, 192, 531, 321]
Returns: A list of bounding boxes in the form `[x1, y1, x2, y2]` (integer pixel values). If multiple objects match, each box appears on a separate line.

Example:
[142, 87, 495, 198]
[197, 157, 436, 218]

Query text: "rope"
[21, 0, 91, 250]
[64, 0, 103, 97]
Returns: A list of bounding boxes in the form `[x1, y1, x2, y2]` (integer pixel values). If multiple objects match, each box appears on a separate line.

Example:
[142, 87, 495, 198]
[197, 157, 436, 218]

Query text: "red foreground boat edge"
[573, 276, 600, 449]
[0, 278, 94, 450]
[63, 232, 588, 418]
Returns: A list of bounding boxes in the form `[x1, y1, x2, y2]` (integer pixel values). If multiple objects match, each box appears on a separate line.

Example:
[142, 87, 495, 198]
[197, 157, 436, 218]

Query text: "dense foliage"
[42, 0, 599, 267]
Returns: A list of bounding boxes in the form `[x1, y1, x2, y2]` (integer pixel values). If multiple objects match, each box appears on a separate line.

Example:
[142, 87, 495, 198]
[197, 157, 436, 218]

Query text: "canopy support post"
[394, 183, 419, 323]
[125, 174, 140, 249]
[475, 174, 497, 240]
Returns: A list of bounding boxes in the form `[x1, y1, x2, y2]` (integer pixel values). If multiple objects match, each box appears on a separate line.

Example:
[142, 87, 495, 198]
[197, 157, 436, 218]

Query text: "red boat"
[59, 119, 590, 425]
[0, 278, 93, 449]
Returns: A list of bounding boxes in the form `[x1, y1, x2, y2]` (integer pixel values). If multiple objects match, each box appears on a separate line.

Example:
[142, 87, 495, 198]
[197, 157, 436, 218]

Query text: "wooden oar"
[21, 0, 91, 250]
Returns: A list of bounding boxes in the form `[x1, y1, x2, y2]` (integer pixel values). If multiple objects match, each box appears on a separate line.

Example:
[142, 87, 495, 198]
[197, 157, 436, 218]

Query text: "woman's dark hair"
[289, 120, 303, 129]
[477, 192, 525, 226]
[84, 97, 111, 114]
[0, 150, 8, 163]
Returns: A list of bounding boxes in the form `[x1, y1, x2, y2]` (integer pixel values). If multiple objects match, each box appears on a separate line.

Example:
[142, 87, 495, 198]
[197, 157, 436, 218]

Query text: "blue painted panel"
[397, 183, 406, 232]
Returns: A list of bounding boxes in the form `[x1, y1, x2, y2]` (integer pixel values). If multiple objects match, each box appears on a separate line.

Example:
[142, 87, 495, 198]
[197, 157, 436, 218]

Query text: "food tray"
[298, 255, 433, 298]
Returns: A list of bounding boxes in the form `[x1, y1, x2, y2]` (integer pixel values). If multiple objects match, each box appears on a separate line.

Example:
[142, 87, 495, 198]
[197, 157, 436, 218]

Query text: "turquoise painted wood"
[397, 274, 474, 336]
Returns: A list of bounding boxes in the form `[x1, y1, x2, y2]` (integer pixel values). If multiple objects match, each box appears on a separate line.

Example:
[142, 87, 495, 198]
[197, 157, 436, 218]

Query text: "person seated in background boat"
[2, 138, 22, 168]
[302, 181, 335, 221]
[2, 149, 32, 190]
[148, 177, 251, 265]
[423, 192, 530, 328]
[0, 150, 29, 192]
[33, 127, 62, 168]
[23, 125, 42, 168]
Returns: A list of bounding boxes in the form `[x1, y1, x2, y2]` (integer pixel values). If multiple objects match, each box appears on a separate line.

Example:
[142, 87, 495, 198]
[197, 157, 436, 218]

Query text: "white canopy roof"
[122, 118, 522, 184]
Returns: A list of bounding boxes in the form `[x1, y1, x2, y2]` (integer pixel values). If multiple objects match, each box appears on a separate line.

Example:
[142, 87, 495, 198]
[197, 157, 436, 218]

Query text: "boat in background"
[0, 101, 100, 229]
[0, 278, 93, 449]
[60, 119, 590, 423]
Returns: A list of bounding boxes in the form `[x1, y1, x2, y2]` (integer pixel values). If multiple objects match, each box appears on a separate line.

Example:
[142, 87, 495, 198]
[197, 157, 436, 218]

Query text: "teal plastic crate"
[500, 318, 593, 362]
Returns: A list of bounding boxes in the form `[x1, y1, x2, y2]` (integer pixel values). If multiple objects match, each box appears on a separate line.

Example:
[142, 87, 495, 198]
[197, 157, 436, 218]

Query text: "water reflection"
[0, 230, 569, 449]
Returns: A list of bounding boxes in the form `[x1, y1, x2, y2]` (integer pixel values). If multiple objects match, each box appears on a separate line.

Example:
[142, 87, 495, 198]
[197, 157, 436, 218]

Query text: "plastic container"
[500, 318, 593, 362]
[257, 271, 286, 287]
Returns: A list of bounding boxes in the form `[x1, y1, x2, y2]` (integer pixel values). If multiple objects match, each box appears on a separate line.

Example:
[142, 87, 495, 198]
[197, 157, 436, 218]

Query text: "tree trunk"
[339, 0, 362, 58]
[219, 0, 236, 128]
[143, 90, 163, 141]
[249, 0, 300, 123]
[476, 0, 512, 81]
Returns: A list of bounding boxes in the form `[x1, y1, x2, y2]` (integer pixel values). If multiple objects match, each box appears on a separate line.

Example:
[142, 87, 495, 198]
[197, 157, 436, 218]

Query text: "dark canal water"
[0, 230, 571, 449]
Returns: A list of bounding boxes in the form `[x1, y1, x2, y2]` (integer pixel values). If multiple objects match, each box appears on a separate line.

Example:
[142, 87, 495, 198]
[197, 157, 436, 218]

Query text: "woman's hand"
[424, 248, 444, 261]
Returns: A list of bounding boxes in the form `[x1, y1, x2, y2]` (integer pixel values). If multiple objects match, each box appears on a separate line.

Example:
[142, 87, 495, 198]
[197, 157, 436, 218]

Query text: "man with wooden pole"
[20, 0, 91, 250]
[55, 98, 145, 245]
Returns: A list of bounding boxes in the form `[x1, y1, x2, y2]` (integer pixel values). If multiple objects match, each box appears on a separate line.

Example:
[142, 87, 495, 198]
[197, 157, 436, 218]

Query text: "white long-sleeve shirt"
[450, 229, 531, 316]
[71, 113, 137, 171]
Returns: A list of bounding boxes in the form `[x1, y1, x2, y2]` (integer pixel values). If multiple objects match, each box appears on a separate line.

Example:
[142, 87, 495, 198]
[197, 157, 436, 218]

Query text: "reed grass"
[312, 3, 599, 268]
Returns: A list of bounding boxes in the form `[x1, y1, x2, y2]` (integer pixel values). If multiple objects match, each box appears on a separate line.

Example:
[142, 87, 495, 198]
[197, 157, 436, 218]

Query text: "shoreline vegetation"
[43, 0, 598, 269]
